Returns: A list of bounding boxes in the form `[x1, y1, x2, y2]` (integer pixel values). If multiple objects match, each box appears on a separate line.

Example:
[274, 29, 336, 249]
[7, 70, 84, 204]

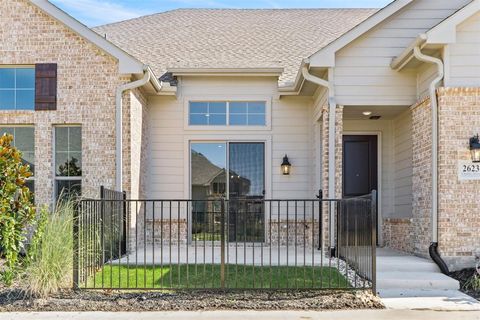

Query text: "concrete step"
[377, 272, 460, 291]
[377, 257, 440, 273]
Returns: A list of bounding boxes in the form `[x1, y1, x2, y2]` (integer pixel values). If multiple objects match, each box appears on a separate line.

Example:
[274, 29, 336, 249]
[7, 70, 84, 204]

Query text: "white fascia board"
[29, 0, 145, 75]
[309, 0, 413, 67]
[426, 0, 480, 45]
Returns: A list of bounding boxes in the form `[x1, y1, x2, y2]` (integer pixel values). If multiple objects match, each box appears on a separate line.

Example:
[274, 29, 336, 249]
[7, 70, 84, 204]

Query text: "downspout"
[302, 60, 338, 255]
[413, 42, 449, 274]
[115, 66, 151, 192]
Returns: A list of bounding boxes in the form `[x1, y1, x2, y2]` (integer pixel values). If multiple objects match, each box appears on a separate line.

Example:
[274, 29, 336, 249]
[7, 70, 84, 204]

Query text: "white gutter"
[301, 60, 337, 250]
[413, 39, 444, 244]
[115, 66, 152, 191]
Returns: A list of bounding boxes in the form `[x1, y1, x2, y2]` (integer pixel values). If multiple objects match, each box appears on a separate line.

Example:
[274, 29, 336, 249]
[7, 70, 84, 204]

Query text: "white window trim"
[53, 125, 83, 202]
[183, 96, 272, 131]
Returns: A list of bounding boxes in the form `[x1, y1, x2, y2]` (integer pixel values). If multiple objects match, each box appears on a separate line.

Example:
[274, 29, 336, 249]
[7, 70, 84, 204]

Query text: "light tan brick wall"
[437, 87, 480, 270]
[0, 0, 133, 205]
[382, 218, 414, 253]
[321, 105, 343, 250]
[412, 88, 480, 270]
[411, 97, 433, 258]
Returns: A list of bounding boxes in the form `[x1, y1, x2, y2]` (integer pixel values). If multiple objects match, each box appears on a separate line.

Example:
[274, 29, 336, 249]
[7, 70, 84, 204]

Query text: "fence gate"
[74, 188, 376, 292]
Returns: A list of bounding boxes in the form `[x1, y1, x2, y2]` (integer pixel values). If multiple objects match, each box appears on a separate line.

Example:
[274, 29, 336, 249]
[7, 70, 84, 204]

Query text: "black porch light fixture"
[281, 155, 292, 175]
[470, 135, 480, 163]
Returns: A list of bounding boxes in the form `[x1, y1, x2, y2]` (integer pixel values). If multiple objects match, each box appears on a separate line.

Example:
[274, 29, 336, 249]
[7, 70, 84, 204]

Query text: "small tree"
[0, 134, 35, 285]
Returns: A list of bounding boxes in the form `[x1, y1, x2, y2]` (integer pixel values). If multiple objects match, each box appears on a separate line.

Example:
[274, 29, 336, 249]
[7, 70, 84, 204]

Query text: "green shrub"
[23, 200, 74, 298]
[0, 134, 35, 285]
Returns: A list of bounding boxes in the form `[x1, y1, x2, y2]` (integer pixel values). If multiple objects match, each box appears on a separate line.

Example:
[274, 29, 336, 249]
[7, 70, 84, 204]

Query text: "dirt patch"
[450, 269, 480, 301]
[0, 289, 384, 312]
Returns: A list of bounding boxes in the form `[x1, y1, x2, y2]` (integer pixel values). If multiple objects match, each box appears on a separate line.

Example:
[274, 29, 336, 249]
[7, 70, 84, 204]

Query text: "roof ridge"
[93, 7, 378, 29]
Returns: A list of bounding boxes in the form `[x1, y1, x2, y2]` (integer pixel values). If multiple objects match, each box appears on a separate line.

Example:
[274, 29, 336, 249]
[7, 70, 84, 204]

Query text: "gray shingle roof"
[93, 8, 377, 86]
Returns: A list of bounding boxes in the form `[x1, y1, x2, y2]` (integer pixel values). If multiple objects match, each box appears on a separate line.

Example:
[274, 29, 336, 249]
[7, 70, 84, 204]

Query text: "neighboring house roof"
[93, 9, 377, 86]
[191, 151, 225, 186]
[30, 0, 145, 75]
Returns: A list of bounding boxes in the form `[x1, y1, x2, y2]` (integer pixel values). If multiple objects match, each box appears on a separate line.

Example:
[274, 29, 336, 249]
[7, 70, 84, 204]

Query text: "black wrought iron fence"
[74, 189, 376, 292]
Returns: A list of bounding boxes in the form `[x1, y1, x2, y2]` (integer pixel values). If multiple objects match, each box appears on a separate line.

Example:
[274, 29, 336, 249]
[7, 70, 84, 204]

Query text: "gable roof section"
[426, 0, 480, 44]
[29, 0, 145, 75]
[93, 9, 377, 86]
[308, 0, 413, 67]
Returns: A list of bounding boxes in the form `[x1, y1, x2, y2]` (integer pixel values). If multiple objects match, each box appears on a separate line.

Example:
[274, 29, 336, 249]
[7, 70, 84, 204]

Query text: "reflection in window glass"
[55, 126, 82, 201]
[0, 68, 35, 110]
[189, 101, 266, 126]
[0, 126, 35, 193]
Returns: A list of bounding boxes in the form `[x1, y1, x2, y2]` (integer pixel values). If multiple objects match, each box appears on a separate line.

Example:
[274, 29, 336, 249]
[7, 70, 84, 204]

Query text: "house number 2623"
[463, 164, 480, 173]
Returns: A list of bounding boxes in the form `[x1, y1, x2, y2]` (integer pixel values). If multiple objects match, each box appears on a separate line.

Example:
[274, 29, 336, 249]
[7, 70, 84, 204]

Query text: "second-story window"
[189, 101, 266, 127]
[0, 67, 35, 110]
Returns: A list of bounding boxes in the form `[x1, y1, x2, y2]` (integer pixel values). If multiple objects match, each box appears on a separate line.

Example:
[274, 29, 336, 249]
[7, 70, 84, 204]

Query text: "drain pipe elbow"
[115, 67, 151, 192]
[413, 42, 448, 274]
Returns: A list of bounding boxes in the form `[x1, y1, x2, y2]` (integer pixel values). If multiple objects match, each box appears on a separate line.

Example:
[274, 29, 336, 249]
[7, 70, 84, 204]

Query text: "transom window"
[0, 126, 35, 192]
[55, 126, 82, 201]
[0, 67, 35, 110]
[189, 101, 266, 126]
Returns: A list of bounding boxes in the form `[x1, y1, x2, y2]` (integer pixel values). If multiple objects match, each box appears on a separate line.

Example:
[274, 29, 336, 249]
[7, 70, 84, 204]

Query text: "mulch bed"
[0, 288, 384, 312]
[450, 269, 480, 300]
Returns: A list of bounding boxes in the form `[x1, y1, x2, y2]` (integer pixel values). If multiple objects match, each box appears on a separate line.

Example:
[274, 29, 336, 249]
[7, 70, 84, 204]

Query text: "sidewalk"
[0, 310, 479, 320]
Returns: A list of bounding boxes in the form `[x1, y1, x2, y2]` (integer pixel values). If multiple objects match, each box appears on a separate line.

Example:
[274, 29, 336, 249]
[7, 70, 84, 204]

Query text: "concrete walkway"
[377, 248, 480, 311]
[0, 311, 479, 320]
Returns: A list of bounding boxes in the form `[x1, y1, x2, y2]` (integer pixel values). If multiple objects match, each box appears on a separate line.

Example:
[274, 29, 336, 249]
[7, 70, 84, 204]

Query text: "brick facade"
[0, 0, 137, 205]
[382, 218, 414, 253]
[411, 88, 480, 270]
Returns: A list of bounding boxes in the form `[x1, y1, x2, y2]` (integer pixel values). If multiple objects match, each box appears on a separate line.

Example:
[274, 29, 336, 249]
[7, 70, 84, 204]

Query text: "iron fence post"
[122, 191, 127, 255]
[100, 186, 105, 263]
[371, 190, 377, 295]
[220, 198, 226, 289]
[317, 190, 323, 251]
[73, 200, 80, 290]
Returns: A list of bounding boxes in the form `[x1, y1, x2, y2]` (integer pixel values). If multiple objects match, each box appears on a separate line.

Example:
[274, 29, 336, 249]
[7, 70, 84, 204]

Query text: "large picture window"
[189, 101, 266, 127]
[0, 67, 35, 110]
[55, 126, 82, 201]
[0, 126, 35, 192]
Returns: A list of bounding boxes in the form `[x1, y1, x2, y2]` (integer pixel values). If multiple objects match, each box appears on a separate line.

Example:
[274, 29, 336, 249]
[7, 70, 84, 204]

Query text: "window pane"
[230, 102, 247, 114]
[0, 127, 14, 137]
[14, 127, 34, 151]
[56, 180, 82, 202]
[56, 152, 69, 176]
[69, 127, 82, 151]
[0, 69, 15, 88]
[248, 102, 266, 114]
[209, 114, 226, 125]
[230, 114, 247, 125]
[0, 90, 15, 110]
[16, 89, 34, 110]
[248, 114, 266, 126]
[16, 69, 35, 89]
[55, 127, 69, 152]
[22, 151, 35, 175]
[190, 102, 208, 114]
[190, 114, 208, 125]
[68, 152, 82, 177]
[209, 102, 226, 114]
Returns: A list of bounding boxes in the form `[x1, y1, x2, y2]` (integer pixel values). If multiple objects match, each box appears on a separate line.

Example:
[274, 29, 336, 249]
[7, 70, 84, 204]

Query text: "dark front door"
[343, 135, 378, 198]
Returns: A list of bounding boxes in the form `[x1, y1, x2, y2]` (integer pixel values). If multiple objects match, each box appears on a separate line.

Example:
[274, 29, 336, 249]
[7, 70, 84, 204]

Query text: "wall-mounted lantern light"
[470, 135, 480, 163]
[281, 155, 292, 175]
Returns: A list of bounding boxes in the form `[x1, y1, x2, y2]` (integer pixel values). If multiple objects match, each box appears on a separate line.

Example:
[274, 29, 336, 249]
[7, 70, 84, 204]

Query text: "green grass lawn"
[85, 264, 350, 289]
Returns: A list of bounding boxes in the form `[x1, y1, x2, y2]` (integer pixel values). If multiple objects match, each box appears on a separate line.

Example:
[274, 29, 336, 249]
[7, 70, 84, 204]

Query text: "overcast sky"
[50, 0, 393, 27]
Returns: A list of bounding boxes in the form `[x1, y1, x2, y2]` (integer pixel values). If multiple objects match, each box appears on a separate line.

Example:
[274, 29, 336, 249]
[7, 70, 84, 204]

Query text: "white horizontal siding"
[448, 11, 480, 87]
[417, 62, 438, 100]
[334, 0, 470, 106]
[146, 77, 315, 201]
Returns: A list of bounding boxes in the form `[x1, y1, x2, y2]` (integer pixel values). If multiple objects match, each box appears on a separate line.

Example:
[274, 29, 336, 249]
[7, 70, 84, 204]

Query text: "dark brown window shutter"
[35, 63, 57, 111]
